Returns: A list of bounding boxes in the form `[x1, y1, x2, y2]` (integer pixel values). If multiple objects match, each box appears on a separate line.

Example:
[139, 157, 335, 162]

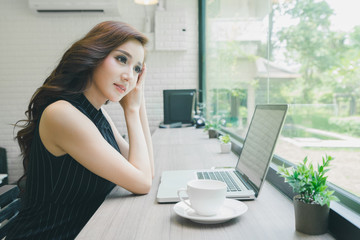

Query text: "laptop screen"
[235, 105, 288, 191]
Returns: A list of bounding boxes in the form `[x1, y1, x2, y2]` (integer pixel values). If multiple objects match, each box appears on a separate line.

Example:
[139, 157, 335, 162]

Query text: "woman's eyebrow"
[115, 49, 142, 66]
[115, 49, 132, 58]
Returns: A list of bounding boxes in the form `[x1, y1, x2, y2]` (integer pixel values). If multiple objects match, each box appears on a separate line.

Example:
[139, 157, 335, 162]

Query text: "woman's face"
[87, 39, 145, 109]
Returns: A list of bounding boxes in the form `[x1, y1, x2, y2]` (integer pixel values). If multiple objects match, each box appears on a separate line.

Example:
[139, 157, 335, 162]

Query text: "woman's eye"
[134, 66, 142, 74]
[116, 55, 127, 64]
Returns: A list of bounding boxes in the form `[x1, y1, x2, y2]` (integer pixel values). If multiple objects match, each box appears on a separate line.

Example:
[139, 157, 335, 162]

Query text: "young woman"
[7, 21, 154, 239]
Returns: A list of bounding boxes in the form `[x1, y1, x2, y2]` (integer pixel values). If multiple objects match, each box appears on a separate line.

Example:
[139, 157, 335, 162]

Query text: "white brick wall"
[0, 0, 198, 183]
[155, 10, 188, 50]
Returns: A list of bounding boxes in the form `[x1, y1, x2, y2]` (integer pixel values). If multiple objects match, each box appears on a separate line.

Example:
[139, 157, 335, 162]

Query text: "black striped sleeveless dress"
[7, 94, 118, 239]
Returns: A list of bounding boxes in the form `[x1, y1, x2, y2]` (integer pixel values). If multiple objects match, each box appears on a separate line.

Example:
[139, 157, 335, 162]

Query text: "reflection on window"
[205, 0, 360, 197]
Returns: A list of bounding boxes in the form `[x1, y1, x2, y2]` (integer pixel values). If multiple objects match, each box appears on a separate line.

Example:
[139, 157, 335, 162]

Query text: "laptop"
[156, 104, 288, 203]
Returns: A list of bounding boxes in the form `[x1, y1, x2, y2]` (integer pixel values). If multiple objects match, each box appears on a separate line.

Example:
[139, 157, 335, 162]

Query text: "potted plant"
[277, 155, 339, 235]
[204, 121, 219, 138]
[219, 134, 231, 153]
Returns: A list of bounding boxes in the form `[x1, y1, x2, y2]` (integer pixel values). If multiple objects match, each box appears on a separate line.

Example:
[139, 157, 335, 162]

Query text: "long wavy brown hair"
[15, 21, 148, 191]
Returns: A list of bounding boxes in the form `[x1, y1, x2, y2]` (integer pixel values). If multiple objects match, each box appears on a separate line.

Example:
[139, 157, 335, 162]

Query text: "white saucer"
[173, 199, 248, 224]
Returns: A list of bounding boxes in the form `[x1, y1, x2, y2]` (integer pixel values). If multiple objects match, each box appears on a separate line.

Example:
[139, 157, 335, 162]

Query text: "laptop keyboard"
[197, 171, 244, 192]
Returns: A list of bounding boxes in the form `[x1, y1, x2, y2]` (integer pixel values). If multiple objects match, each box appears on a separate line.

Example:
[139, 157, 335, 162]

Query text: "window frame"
[198, 0, 360, 238]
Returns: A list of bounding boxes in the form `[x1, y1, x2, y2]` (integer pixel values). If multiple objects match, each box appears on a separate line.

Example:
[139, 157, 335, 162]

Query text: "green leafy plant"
[219, 134, 231, 144]
[329, 116, 360, 137]
[203, 121, 219, 132]
[277, 155, 339, 207]
[204, 118, 224, 132]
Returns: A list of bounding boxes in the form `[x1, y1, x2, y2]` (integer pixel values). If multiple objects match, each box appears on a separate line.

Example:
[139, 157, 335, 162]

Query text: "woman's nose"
[121, 67, 134, 81]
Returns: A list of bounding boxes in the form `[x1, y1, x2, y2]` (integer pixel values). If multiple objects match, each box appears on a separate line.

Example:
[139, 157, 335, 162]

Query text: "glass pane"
[205, 0, 360, 197]
[205, 0, 270, 137]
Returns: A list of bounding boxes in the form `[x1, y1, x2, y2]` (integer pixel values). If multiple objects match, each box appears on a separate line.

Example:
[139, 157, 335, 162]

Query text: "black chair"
[0, 185, 21, 239]
[0, 148, 9, 186]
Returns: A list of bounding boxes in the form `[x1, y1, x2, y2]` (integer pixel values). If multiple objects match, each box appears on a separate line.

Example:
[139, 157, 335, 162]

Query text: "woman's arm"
[102, 108, 129, 160]
[139, 98, 155, 178]
[39, 100, 152, 194]
[119, 63, 154, 178]
[102, 98, 154, 178]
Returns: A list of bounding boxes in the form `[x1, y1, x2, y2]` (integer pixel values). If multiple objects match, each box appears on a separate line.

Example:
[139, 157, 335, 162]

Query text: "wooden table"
[76, 128, 334, 240]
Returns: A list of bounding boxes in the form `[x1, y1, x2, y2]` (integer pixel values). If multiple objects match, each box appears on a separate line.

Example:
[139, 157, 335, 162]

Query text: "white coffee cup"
[177, 179, 227, 216]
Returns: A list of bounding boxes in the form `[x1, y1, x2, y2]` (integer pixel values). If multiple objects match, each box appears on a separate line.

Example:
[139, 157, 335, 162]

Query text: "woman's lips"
[114, 83, 126, 93]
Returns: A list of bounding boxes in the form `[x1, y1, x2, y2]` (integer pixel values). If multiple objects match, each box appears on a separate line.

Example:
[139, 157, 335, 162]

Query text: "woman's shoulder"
[39, 100, 91, 156]
[41, 100, 91, 130]
[43, 100, 79, 118]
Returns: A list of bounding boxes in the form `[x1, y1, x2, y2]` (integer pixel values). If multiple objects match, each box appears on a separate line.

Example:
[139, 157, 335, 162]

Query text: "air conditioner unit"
[28, 0, 120, 15]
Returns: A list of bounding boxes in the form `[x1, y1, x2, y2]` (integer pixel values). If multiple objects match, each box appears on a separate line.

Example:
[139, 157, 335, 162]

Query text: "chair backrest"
[0, 148, 8, 186]
[0, 185, 21, 239]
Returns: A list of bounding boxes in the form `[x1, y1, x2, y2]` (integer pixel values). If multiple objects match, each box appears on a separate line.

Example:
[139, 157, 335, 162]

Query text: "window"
[203, 0, 360, 198]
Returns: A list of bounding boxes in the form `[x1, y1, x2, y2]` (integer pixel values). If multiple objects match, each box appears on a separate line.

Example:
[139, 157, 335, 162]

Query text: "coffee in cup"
[177, 179, 227, 216]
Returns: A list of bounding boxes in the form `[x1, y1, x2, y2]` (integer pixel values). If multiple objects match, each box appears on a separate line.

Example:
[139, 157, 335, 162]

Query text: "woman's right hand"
[120, 64, 146, 113]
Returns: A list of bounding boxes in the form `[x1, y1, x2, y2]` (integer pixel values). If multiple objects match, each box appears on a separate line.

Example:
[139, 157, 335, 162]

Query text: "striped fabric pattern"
[6, 94, 118, 239]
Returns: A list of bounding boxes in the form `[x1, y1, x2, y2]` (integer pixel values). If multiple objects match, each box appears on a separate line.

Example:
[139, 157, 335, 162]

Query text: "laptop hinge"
[236, 171, 259, 194]
[235, 171, 252, 189]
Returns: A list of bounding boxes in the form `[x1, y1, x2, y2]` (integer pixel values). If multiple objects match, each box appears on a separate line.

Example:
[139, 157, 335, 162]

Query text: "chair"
[0, 148, 9, 186]
[0, 185, 21, 239]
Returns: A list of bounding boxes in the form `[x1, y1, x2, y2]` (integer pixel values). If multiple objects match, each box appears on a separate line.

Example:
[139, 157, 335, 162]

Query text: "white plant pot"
[220, 143, 231, 153]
